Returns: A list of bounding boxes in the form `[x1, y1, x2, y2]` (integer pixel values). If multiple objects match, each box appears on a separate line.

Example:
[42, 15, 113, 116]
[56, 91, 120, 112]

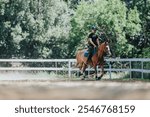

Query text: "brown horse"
[76, 41, 111, 80]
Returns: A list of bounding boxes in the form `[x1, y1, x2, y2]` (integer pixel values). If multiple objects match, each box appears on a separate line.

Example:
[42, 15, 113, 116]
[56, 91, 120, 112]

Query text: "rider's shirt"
[88, 33, 98, 47]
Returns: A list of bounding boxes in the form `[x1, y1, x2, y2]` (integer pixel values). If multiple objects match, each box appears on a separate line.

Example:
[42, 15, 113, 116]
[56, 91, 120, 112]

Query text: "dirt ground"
[0, 79, 150, 100]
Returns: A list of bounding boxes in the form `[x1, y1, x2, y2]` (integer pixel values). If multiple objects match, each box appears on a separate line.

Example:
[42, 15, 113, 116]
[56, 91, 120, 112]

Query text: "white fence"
[0, 58, 150, 79]
[105, 58, 150, 79]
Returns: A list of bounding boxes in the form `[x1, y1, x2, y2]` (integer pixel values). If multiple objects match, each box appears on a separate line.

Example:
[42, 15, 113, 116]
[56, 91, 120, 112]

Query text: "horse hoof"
[81, 75, 86, 80]
[81, 78, 85, 80]
[96, 77, 101, 80]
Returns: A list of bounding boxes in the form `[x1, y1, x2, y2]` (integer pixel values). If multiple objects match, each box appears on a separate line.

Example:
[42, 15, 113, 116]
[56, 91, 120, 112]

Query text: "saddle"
[84, 48, 97, 58]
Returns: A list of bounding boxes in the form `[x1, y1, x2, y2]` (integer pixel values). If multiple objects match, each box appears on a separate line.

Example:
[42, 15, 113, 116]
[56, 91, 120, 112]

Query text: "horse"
[76, 41, 111, 80]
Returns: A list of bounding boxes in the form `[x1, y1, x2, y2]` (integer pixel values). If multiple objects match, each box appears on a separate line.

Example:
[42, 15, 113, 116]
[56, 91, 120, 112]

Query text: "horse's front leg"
[81, 63, 87, 80]
[94, 66, 98, 80]
[95, 64, 104, 80]
[99, 64, 104, 78]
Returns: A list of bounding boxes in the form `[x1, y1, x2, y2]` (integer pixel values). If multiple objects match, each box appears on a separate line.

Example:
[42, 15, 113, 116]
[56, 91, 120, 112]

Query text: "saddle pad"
[84, 48, 97, 58]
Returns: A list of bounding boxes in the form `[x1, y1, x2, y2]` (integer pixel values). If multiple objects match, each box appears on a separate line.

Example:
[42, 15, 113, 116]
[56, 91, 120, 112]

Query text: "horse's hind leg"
[75, 62, 84, 77]
[75, 61, 80, 68]
[78, 63, 84, 77]
[100, 64, 104, 78]
[94, 66, 98, 80]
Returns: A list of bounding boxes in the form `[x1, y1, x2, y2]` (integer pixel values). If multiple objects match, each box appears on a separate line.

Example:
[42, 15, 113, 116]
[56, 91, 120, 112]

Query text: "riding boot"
[86, 46, 93, 65]
[85, 54, 92, 65]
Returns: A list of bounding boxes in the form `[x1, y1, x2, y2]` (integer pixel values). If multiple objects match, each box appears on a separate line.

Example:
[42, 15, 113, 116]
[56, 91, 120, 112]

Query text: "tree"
[0, 0, 71, 58]
[123, 0, 150, 57]
[70, 0, 141, 58]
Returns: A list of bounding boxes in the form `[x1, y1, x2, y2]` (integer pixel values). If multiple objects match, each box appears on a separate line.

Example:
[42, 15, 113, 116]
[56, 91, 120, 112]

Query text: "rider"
[85, 26, 100, 64]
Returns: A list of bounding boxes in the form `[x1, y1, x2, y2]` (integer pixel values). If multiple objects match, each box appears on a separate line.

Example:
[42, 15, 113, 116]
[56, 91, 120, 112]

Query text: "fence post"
[68, 59, 71, 78]
[109, 61, 112, 79]
[129, 61, 132, 79]
[88, 66, 90, 76]
[141, 61, 143, 79]
[55, 61, 57, 75]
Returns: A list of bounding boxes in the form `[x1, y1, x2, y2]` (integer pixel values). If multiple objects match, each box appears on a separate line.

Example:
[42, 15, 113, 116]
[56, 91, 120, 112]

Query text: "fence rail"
[0, 58, 150, 79]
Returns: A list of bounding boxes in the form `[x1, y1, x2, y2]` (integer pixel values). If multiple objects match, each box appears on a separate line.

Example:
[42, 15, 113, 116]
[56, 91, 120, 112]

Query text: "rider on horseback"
[86, 26, 100, 64]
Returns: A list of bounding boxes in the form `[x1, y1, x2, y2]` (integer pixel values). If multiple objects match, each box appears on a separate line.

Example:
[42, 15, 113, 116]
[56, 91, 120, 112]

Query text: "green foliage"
[0, 0, 149, 59]
[71, 0, 141, 57]
[126, 7, 141, 36]
[142, 47, 150, 58]
[0, 0, 71, 58]
[123, 0, 150, 57]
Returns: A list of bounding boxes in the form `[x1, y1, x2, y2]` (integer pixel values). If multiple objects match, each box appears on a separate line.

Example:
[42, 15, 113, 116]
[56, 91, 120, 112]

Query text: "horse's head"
[98, 41, 112, 57]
